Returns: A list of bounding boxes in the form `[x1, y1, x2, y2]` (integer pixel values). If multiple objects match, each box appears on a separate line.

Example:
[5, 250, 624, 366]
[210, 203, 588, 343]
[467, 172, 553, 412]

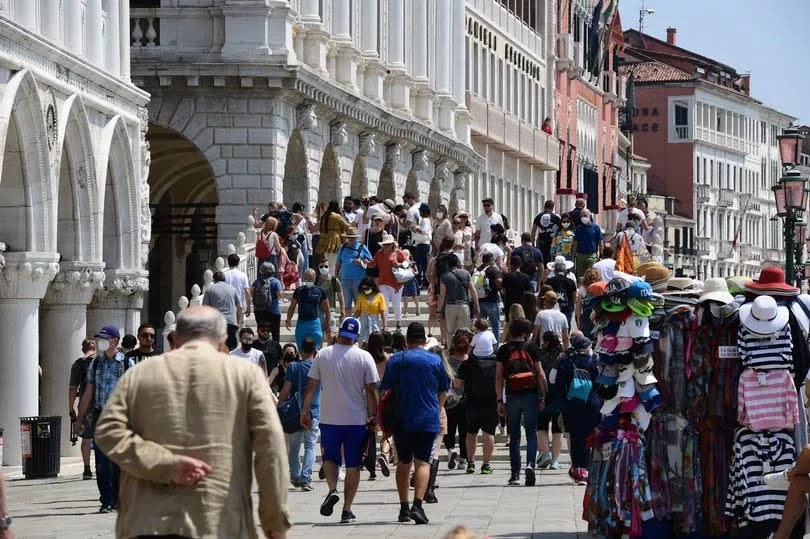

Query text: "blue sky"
[618, 0, 810, 124]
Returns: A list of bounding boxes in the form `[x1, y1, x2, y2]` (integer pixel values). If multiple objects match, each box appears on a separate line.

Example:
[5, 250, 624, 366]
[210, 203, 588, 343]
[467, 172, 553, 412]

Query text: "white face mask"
[581, 216, 591, 225]
[562, 222, 571, 229]
[302, 280, 315, 288]
[319, 267, 329, 276]
[362, 289, 373, 295]
[96, 339, 110, 353]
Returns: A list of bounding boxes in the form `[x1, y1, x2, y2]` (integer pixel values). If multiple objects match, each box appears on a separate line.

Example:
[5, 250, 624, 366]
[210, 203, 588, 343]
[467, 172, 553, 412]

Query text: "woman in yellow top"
[354, 277, 387, 345]
[315, 200, 350, 268]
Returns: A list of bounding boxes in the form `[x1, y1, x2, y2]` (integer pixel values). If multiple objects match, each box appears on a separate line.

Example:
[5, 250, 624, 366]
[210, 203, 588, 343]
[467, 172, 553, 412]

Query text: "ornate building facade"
[0, 1, 150, 463]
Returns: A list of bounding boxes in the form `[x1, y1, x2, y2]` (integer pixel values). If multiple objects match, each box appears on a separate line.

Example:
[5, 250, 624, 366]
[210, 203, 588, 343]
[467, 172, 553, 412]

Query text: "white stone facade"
[0, 3, 149, 463]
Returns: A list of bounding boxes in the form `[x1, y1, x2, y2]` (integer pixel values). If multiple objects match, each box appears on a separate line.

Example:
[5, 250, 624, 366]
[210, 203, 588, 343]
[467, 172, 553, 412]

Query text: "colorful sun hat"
[744, 266, 799, 296]
[606, 277, 632, 297]
[606, 309, 632, 323]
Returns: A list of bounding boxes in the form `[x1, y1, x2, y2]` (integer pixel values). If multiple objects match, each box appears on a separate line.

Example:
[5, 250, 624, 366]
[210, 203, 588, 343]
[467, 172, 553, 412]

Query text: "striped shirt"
[737, 368, 799, 431]
[737, 325, 793, 372]
[725, 427, 796, 526]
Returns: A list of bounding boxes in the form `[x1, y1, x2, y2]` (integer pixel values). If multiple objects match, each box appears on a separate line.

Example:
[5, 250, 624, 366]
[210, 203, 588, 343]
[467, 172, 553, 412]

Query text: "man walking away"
[75, 326, 134, 513]
[501, 257, 532, 321]
[591, 245, 616, 282]
[531, 200, 560, 265]
[230, 327, 269, 377]
[512, 232, 545, 292]
[301, 318, 379, 524]
[474, 253, 503, 342]
[124, 324, 156, 364]
[279, 337, 320, 491]
[380, 322, 450, 525]
[455, 349, 498, 475]
[202, 270, 242, 350]
[68, 338, 96, 480]
[252, 262, 284, 342]
[530, 291, 570, 349]
[224, 253, 252, 326]
[94, 306, 291, 539]
[546, 258, 578, 328]
[438, 255, 479, 341]
[474, 198, 504, 248]
[496, 318, 548, 487]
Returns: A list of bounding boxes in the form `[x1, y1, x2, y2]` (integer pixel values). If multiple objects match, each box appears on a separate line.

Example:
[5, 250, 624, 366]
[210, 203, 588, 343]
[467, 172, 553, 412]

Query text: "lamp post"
[772, 121, 808, 284]
[794, 218, 807, 282]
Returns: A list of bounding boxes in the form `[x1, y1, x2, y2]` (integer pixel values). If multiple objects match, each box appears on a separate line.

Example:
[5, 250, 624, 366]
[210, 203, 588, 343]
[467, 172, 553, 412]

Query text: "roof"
[618, 61, 693, 83]
[623, 29, 737, 75]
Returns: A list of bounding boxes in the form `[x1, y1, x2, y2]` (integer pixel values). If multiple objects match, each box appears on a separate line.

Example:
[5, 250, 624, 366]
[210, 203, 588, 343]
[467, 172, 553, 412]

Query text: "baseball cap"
[338, 317, 360, 340]
[597, 363, 620, 385]
[95, 325, 120, 340]
[406, 322, 427, 341]
[626, 280, 653, 300]
[627, 298, 653, 317]
[571, 335, 592, 350]
[606, 309, 632, 323]
[600, 297, 626, 313]
[605, 277, 632, 297]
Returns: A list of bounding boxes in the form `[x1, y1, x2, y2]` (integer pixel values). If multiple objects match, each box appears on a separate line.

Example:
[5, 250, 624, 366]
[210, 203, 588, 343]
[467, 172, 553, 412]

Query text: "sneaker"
[83, 467, 93, 480]
[480, 463, 493, 475]
[410, 504, 429, 525]
[318, 466, 325, 480]
[763, 470, 790, 490]
[466, 461, 476, 474]
[320, 489, 340, 517]
[398, 507, 412, 523]
[525, 466, 536, 487]
[537, 453, 553, 470]
[291, 478, 302, 488]
[448, 450, 458, 470]
[368, 473, 377, 481]
[377, 456, 391, 477]
[98, 506, 111, 514]
[550, 460, 561, 470]
[340, 510, 356, 524]
[301, 482, 313, 492]
[498, 424, 506, 436]
[508, 473, 520, 486]
[458, 458, 467, 468]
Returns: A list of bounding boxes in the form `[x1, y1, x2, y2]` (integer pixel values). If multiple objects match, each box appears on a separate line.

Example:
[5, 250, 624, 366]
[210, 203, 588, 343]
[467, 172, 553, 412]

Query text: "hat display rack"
[580, 264, 810, 538]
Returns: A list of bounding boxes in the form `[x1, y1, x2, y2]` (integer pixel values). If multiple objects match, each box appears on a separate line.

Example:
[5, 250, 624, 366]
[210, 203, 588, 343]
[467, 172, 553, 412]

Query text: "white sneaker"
[763, 470, 789, 490]
[338, 466, 346, 481]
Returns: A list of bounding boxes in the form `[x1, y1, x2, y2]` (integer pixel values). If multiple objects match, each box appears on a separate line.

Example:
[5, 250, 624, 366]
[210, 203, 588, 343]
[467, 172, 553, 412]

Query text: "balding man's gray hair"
[175, 306, 227, 343]
[260, 262, 276, 276]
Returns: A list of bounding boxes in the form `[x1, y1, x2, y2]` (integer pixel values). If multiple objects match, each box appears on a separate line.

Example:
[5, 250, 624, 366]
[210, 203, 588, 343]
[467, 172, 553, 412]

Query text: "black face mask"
[241, 340, 253, 351]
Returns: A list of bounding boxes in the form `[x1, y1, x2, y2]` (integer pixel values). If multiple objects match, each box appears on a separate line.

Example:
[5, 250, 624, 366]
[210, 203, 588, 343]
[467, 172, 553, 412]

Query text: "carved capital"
[330, 120, 348, 147]
[297, 103, 317, 131]
[0, 252, 60, 300]
[412, 149, 429, 172]
[43, 261, 106, 305]
[434, 159, 449, 182]
[385, 142, 401, 167]
[358, 132, 376, 157]
[89, 269, 149, 309]
[454, 170, 467, 190]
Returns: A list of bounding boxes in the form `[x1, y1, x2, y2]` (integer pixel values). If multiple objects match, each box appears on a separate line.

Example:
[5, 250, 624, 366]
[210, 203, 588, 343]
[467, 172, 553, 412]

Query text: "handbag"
[278, 363, 305, 434]
[392, 261, 415, 283]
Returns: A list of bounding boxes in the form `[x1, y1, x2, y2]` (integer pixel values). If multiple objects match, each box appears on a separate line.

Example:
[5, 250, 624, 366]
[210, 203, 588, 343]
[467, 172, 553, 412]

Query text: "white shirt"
[224, 268, 250, 306]
[230, 347, 265, 366]
[477, 243, 504, 265]
[471, 330, 498, 357]
[591, 258, 616, 282]
[308, 344, 380, 425]
[353, 207, 368, 238]
[413, 217, 432, 245]
[406, 204, 420, 225]
[617, 207, 645, 227]
[534, 308, 569, 341]
[476, 212, 504, 246]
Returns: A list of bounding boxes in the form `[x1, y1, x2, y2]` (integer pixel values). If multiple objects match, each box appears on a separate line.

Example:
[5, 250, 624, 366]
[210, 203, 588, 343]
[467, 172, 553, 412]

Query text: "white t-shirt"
[476, 212, 504, 246]
[534, 308, 569, 341]
[617, 207, 645, 227]
[413, 217, 433, 245]
[471, 330, 498, 357]
[477, 243, 504, 265]
[230, 347, 265, 366]
[307, 344, 380, 425]
[354, 207, 368, 238]
[591, 258, 616, 282]
[224, 268, 250, 306]
[406, 204, 420, 225]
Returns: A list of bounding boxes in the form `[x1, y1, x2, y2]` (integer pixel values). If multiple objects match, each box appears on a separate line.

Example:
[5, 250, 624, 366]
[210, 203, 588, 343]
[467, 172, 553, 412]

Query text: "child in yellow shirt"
[354, 277, 387, 345]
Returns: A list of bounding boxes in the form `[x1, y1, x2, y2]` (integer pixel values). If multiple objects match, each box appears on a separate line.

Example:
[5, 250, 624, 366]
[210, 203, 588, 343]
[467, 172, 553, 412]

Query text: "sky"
[618, 0, 810, 124]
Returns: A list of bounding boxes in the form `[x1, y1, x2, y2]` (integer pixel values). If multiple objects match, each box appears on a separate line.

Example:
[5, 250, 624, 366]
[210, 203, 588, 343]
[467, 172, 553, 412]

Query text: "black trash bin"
[20, 416, 61, 478]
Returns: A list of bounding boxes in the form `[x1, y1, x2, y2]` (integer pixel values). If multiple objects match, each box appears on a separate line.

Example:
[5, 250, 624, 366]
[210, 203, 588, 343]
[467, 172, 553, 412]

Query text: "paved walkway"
[4, 437, 590, 538]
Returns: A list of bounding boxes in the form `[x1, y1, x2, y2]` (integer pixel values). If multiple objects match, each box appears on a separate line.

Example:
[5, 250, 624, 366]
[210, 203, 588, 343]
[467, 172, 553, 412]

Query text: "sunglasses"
[483, 203, 492, 207]
[140, 333, 156, 339]
[319, 265, 329, 269]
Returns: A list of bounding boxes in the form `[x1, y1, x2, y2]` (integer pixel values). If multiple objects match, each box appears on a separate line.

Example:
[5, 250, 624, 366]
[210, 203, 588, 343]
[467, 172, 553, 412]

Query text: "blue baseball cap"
[95, 325, 120, 340]
[626, 280, 653, 300]
[338, 317, 360, 340]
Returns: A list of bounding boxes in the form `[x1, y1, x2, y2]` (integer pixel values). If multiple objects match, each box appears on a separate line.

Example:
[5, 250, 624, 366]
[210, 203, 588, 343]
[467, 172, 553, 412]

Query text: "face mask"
[241, 340, 253, 351]
[562, 222, 571, 229]
[96, 339, 110, 353]
[284, 351, 296, 359]
[302, 280, 315, 288]
[362, 288, 373, 295]
[319, 267, 329, 276]
[581, 216, 591, 225]
[436, 212, 444, 219]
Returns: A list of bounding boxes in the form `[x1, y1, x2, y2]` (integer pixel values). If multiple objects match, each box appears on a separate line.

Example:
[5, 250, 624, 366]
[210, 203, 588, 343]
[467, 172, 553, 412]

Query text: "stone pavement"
[4, 437, 590, 539]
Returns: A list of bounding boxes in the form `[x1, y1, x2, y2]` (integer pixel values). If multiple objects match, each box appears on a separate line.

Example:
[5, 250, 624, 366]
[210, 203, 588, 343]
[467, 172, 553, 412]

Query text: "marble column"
[0, 253, 59, 465]
[411, 0, 433, 123]
[64, 0, 83, 56]
[331, 0, 350, 39]
[386, 0, 409, 110]
[300, 0, 328, 72]
[435, 0, 454, 133]
[105, 0, 121, 76]
[40, 264, 105, 456]
[119, 0, 130, 79]
[360, 0, 383, 100]
[41, 0, 62, 43]
[221, 0, 271, 60]
[451, 0, 469, 142]
[267, 0, 296, 63]
[86, 0, 103, 66]
[13, 0, 37, 30]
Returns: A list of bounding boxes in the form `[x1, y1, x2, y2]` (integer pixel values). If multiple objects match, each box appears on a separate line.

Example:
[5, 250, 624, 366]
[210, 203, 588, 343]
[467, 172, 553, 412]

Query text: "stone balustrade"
[130, 9, 159, 48]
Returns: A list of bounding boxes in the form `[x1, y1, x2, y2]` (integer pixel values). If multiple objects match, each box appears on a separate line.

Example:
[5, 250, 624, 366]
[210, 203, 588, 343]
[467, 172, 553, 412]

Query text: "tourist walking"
[432, 204, 454, 254]
[400, 252, 421, 318]
[316, 259, 345, 345]
[445, 329, 473, 471]
[316, 200, 351, 269]
[501, 257, 532, 321]
[94, 306, 291, 538]
[474, 198, 504, 248]
[354, 277, 388, 345]
[438, 254, 479, 341]
[68, 338, 96, 480]
[573, 208, 602, 279]
[335, 226, 373, 312]
[224, 253, 251, 326]
[512, 233, 544, 292]
[124, 324, 156, 364]
[495, 318, 548, 487]
[546, 257, 578, 327]
[536, 331, 564, 471]
[380, 322, 450, 525]
[286, 268, 330, 350]
[230, 327, 269, 376]
[301, 318, 380, 524]
[256, 215, 284, 269]
[411, 204, 433, 288]
[530, 291, 570, 349]
[202, 270, 242, 350]
[531, 199, 561, 265]
[550, 213, 576, 262]
[366, 233, 408, 329]
[474, 252, 502, 342]
[252, 262, 284, 343]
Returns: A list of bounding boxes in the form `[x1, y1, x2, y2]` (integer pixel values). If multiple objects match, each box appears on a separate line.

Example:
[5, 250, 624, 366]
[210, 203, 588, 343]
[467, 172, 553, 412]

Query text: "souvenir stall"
[581, 264, 810, 539]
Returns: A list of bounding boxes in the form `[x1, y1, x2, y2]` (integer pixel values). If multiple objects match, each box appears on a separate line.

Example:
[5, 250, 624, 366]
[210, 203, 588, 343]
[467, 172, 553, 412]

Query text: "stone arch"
[283, 129, 310, 207]
[350, 155, 368, 197]
[55, 95, 99, 262]
[0, 69, 54, 253]
[377, 166, 396, 201]
[318, 143, 341, 203]
[428, 174, 442, 211]
[96, 115, 138, 271]
[404, 170, 419, 198]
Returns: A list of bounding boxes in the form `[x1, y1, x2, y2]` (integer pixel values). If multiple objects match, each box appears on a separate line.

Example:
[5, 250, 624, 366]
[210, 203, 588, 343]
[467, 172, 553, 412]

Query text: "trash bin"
[19, 417, 61, 479]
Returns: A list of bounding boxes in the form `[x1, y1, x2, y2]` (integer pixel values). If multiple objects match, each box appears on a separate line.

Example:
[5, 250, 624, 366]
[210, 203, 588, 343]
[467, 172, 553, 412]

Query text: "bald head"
[174, 306, 227, 348]
[575, 198, 586, 209]
[303, 268, 316, 282]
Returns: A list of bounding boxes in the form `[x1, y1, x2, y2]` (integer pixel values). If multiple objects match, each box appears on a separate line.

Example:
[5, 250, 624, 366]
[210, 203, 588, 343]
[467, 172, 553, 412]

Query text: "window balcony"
[571, 42, 584, 79]
[557, 33, 574, 72]
[674, 125, 689, 140]
[717, 240, 734, 259]
[696, 183, 710, 203]
[741, 244, 762, 264]
[696, 237, 710, 256]
[617, 73, 627, 103]
[718, 188, 735, 208]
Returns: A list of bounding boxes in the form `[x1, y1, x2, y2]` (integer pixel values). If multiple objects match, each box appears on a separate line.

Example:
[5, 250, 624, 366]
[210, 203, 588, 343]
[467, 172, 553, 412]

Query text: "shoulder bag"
[278, 363, 305, 434]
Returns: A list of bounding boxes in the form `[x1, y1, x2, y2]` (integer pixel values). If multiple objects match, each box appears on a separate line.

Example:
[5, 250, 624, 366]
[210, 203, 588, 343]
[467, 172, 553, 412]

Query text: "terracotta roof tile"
[619, 61, 693, 83]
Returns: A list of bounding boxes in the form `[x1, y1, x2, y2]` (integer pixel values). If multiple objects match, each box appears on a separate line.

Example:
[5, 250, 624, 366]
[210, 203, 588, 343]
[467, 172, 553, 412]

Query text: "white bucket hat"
[697, 277, 734, 305]
[547, 255, 574, 271]
[379, 232, 397, 245]
[739, 295, 790, 336]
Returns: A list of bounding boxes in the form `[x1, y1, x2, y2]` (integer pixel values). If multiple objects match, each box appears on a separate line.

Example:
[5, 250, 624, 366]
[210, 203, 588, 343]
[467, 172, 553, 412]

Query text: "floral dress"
[550, 229, 575, 261]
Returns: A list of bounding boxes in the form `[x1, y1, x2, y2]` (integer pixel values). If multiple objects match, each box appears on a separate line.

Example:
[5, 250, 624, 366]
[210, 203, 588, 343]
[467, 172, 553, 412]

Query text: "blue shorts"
[393, 431, 437, 464]
[319, 424, 368, 468]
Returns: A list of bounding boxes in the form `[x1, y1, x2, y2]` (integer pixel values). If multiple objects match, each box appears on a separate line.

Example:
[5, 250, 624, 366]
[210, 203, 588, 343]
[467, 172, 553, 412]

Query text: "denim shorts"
[320, 424, 368, 468]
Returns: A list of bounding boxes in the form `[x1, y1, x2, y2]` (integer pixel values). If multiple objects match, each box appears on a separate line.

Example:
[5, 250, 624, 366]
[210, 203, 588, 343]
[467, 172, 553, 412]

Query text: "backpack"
[378, 387, 401, 437]
[470, 356, 498, 401]
[256, 232, 272, 259]
[567, 363, 593, 402]
[504, 342, 539, 392]
[253, 276, 273, 309]
[518, 246, 537, 275]
[472, 267, 490, 297]
[549, 276, 571, 313]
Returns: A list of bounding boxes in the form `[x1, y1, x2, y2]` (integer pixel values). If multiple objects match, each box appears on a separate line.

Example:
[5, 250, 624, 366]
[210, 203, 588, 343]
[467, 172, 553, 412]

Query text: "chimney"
[666, 27, 677, 45]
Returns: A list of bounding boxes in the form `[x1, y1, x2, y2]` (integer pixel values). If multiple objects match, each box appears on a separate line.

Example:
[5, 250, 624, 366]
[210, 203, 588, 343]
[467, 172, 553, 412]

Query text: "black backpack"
[518, 246, 537, 275]
[549, 276, 571, 313]
[253, 276, 273, 309]
[470, 356, 498, 401]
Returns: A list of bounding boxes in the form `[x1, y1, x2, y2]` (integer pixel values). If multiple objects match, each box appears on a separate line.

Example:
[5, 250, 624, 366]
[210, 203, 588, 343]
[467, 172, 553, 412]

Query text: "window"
[710, 159, 714, 185]
[718, 162, 723, 188]
[674, 102, 689, 139]
[761, 121, 766, 143]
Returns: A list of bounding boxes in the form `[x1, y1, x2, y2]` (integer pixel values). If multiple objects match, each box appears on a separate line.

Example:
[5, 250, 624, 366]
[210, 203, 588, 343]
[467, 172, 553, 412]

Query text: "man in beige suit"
[95, 306, 291, 539]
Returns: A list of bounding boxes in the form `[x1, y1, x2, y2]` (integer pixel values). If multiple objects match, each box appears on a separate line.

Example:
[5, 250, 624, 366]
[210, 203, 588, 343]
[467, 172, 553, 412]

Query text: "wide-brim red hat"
[745, 266, 798, 294]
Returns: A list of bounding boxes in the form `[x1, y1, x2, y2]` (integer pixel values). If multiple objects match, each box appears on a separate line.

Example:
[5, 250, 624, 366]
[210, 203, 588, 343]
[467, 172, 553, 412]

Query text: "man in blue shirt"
[380, 322, 450, 525]
[573, 208, 603, 280]
[334, 228, 372, 311]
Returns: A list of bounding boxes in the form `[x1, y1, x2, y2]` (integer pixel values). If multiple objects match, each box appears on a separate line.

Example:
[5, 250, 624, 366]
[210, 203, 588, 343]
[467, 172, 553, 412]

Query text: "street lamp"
[777, 127, 805, 169]
[794, 219, 807, 282]
[772, 126, 808, 286]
